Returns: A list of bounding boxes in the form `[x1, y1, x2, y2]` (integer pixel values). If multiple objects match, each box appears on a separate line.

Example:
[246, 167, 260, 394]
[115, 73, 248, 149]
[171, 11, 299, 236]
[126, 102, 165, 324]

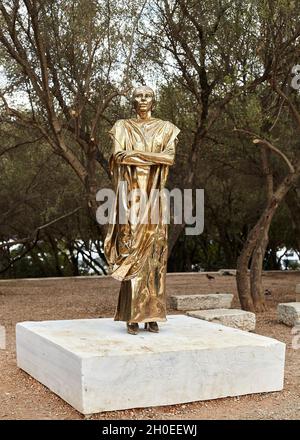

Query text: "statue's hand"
[114, 150, 155, 166]
[114, 151, 128, 162]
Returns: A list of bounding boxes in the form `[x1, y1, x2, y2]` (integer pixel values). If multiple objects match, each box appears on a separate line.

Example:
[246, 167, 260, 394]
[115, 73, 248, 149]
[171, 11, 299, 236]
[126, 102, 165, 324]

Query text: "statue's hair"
[132, 86, 156, 110]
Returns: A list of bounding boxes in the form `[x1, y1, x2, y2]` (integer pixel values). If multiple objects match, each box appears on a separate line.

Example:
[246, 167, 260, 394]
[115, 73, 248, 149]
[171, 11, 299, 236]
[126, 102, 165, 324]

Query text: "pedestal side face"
[16, 316, 286, 414]
[16, 324, 84, 413]
[82, 344, 285, 413]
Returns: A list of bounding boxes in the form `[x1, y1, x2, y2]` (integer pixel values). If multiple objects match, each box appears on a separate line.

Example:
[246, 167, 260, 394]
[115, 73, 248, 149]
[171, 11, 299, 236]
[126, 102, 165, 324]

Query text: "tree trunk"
[168, 223, 185, 259]
[86, 143, 99, 217]
[0, 246, 11, 279]
[250, 147, 273, 312]
[250, 225, 269, 311]
[237, 169, 300, 311]
[67, 242, 79, 276]
[236, 244, 256, 312]
[48, 235, 63, 276]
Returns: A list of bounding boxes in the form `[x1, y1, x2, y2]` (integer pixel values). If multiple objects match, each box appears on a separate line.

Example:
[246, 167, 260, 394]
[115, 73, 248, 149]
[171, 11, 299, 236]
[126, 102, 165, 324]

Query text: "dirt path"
[0, 272, 299, 420]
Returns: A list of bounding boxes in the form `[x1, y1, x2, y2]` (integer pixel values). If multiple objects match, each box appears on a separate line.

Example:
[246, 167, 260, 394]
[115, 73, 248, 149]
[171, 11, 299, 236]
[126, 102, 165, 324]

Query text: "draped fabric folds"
[104, 118, 180, 323]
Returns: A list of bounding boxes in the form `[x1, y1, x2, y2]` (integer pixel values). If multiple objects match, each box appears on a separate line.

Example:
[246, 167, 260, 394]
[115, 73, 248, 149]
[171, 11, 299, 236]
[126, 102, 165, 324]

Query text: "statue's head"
[132, 86, 156, 116]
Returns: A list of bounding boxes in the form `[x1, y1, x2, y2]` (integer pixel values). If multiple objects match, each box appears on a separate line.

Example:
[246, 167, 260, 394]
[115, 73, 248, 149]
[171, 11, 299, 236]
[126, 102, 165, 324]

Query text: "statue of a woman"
[104, 86, 180, 335]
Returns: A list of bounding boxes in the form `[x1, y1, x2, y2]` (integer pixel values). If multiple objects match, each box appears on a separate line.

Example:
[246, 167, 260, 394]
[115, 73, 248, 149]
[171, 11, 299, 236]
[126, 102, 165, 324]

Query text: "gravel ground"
[0, 272, 299, 420]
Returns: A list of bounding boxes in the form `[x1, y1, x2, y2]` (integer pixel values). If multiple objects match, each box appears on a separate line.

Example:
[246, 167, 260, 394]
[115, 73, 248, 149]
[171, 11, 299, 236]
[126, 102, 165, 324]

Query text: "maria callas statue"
[104, 86, 180, 335]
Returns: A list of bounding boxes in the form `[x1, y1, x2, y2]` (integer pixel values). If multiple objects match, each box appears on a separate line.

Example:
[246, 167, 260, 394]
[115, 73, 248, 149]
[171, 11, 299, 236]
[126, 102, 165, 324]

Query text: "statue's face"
[133, 87, 154, 115]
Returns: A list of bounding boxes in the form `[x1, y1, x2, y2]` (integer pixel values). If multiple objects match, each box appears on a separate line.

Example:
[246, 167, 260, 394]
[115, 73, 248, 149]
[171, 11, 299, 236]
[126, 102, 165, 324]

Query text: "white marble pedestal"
[16, 315, 285, 414]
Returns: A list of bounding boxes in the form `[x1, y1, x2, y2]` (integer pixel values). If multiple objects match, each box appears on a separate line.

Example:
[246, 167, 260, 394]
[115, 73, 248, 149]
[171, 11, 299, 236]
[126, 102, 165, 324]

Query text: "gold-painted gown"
[104, 118, 180, 323]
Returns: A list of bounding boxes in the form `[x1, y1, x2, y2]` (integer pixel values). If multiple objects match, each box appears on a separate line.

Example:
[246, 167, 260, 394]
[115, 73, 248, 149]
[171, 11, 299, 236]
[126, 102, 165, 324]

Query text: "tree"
[136, 0, 277, 257]
[0, 0, 146, 224]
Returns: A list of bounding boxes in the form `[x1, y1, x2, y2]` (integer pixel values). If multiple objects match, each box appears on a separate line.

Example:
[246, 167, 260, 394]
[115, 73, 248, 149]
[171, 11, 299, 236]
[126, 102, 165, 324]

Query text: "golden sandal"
[144, 321, 159, 333]
[126, 322, 139, 335]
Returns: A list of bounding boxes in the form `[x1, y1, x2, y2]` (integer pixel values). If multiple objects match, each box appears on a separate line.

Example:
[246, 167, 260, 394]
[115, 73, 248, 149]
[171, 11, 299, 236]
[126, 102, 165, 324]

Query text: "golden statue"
[104, 86, 180, 335]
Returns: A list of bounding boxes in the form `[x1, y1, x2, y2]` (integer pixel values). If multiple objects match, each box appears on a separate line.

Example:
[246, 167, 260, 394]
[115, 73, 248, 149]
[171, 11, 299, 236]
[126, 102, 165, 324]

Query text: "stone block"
[277, 302, 300, 327]
[186, 309, 256, 331]
[170, 293, 233, 311]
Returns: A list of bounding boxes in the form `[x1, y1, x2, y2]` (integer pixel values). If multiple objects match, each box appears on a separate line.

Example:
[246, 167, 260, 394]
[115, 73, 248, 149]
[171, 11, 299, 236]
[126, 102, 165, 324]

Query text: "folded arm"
[114, 150, 174, 166]
[109, 119, 179, 167]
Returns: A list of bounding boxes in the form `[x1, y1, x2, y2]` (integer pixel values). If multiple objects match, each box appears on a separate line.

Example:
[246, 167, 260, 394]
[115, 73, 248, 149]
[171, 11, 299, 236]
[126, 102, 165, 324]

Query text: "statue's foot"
[144, 321, 159, 333]
[126, 322, 139, 335]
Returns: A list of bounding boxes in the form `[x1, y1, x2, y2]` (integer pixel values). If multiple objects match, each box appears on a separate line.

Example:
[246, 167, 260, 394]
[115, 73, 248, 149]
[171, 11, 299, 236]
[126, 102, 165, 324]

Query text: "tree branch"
[233, 128, 295, 173]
